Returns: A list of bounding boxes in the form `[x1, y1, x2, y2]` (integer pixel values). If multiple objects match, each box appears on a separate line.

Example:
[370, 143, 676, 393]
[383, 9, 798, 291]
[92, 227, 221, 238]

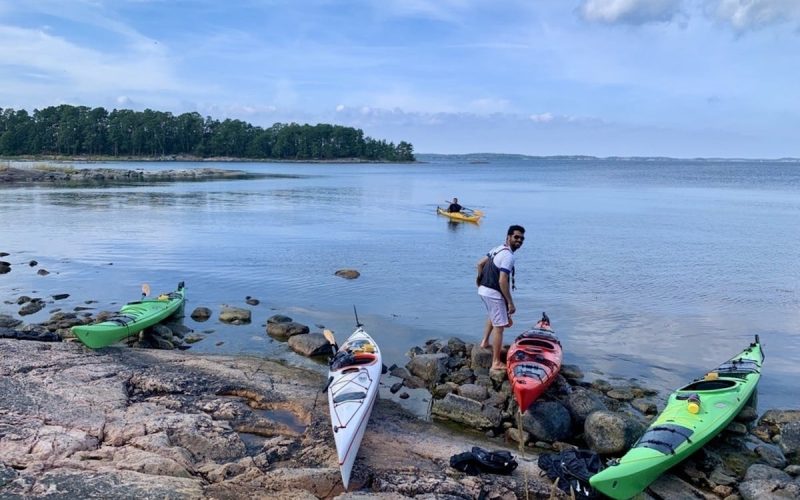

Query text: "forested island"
[0, 104, 415, 162]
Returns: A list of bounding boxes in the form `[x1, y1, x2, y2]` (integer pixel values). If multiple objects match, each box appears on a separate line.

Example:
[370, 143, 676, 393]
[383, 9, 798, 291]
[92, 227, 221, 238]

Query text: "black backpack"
[537, 449, 603, 499]
[450, 447, 518, 476]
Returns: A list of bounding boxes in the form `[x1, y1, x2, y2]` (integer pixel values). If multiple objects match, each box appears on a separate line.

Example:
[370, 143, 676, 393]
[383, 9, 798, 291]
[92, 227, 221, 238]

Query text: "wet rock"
[431, 382, 457, 398]
[606, 387, 636, 401]
[759, 409, 800, 428]
[389, 382, 403, 394]
[470, 345, 493, 374]
[17, 295, 31, 304]
[0, 262, 10, 274]
[785, 464, 800, 476]
[52, 293, 70, 300]
[564, 387, 608, 426]
[521, 400, 572, 443]
[456, 383, 488, 402]
[29, 260, 38, 267]
[736, 405, 759, 423]
[631, 398, 658, 415]
[449, 366, 475, 385]
[37, 268, 50, 275]
[738, 478, 800, 500]
[585, 411, 646, 455]
[560, 364, 584, 381]
[590, 379, 613, 393]
[755, 443, 787, 469]
[726, 421, 749, 435]
[288, 333, 331, 357]
[431, 393, 502, 429]
[19, 299, 46, 316]
[446, 337, 468, 357]
[647, 473, 715, 500]
[334, 269, 360, 279]
[779, 420, 800, 456]
[219, 305, 251, 324]
[406, 353, 447, 386]
[267, 314, 292, 324]
[744, 463, 792, 482]
[244, 296, 260, 306]
[505, 427, 530, 444]
[0, 314, 23, 328]
[190, 307, 211, 321]
[266, 321, 309, 340]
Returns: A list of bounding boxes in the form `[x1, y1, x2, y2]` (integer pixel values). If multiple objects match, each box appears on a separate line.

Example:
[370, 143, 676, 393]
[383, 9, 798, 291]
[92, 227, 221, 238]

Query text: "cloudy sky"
[1, 0, 798, 157]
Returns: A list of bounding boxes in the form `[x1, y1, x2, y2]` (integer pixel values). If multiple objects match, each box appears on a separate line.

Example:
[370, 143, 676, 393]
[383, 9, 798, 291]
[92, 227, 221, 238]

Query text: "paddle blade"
[323, 329, 336, 345]
[141, 283, 151, 297]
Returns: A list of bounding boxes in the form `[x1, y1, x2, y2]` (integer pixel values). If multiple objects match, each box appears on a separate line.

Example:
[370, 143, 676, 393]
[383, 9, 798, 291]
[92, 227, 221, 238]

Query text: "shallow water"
[2, 156, 799, 409]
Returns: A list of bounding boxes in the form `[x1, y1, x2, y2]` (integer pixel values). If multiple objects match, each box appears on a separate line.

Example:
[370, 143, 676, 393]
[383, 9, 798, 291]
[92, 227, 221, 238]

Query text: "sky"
[1, 0, 799, 158]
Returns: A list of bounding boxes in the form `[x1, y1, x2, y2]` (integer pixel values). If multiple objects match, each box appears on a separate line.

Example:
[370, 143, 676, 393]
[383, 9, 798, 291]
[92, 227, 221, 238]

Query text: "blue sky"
[1, 0, 799, 158]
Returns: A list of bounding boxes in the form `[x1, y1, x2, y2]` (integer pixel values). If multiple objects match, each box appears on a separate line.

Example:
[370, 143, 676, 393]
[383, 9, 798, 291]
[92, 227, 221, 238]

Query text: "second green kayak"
[72, 282, 186, 349]
[589, 335, 764, 499]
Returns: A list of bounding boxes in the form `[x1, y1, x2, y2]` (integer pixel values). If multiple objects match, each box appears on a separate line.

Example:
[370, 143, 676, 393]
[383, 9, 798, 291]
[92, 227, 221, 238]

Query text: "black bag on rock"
[449, 447, 518, 476]
[537, 449, 603, 499]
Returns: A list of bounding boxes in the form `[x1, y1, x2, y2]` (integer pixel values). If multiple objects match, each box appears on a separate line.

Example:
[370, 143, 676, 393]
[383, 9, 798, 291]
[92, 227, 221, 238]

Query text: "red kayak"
[506, 312, 563, 413]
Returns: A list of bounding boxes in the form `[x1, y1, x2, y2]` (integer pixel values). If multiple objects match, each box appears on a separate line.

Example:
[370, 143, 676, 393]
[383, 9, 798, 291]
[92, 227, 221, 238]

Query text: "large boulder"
[779, 420, 800, 457]
[218, 306, 251, 324]
[266, 321, 309, 340]
[584, 411, 646, 455]
[406, 353, 447, 386]
[288, 333, 331, 357]
[470, 346, 492, 374]
[564, 388, 608, 426]
[521, 401, 572, 443]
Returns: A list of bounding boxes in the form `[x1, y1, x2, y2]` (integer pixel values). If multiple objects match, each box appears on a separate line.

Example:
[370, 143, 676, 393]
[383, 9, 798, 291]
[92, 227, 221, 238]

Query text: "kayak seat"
[333, 391, 366, 404]
[679, 379, 737, 392]
[345, 353, 377, 366]
[517, 339, 555, 350]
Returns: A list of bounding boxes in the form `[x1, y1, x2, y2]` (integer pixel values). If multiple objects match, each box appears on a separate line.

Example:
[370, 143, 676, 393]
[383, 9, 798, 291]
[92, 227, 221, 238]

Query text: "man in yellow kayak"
[448, 198, 463, 213]
[476, 225, 525, 370]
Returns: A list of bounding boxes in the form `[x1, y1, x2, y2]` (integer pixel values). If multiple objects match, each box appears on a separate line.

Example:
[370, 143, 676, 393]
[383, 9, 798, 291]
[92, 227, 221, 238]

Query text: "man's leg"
[491, 325, 505, 370]
[480, 318, 492, 348]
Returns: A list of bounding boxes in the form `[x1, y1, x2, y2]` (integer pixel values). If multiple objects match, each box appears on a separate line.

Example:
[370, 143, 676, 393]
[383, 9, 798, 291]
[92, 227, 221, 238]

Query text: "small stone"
[29, 260, 38, 267]
[37, 268, 50, 275]
[399, 392, 409, 399]
[334, 269, 360, 279]
[245, 296, 260, 306]
[52, 293, 70, 300]
[390, 382, 403, 394]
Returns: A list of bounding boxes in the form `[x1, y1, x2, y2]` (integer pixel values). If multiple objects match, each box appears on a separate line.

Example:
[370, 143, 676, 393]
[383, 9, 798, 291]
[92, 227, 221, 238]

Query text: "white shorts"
[481, 295, 509, 327]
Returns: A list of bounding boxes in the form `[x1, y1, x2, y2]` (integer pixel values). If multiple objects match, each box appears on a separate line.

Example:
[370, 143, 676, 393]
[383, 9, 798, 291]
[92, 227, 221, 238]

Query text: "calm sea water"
[2, 156, 799, 410]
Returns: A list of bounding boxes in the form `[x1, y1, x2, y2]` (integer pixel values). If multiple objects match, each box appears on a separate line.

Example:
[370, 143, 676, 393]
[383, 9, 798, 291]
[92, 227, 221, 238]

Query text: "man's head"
[506, 225, 525, 251]
[453, 198, 458, 203]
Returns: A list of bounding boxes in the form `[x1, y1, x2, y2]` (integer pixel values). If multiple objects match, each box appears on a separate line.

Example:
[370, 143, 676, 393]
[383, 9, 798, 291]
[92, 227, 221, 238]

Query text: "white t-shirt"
[478, 244, 515, 300]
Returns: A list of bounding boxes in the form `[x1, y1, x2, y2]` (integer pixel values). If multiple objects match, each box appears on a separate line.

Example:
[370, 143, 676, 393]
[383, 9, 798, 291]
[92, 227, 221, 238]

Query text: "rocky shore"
[0, 163, 272, 185]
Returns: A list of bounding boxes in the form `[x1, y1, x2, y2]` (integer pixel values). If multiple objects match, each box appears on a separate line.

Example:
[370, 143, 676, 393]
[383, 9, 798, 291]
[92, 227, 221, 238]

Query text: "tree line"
[0, 105, 415, 162]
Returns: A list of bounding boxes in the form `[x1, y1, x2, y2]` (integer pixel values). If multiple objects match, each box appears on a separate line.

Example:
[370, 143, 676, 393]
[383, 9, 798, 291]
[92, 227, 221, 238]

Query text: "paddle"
[141, 283, 151, 298]
[321, 329, 339, 393]
[323, 328, 340, 355]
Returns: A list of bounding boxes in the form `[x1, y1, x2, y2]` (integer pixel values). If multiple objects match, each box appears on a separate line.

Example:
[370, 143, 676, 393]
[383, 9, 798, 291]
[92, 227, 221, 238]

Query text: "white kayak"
[327, 326, 382, 490]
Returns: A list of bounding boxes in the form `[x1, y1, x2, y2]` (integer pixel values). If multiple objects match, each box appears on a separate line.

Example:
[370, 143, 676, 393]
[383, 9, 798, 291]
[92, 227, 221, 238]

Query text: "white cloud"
[579, 0, 684, 24]
[706, 0, 800, 30]
[336, 104, 346, 112]
[530, 112, 554, 123]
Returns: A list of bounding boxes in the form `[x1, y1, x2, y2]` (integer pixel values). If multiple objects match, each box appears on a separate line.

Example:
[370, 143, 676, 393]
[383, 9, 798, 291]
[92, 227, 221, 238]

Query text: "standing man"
[477, 225, 525, 370]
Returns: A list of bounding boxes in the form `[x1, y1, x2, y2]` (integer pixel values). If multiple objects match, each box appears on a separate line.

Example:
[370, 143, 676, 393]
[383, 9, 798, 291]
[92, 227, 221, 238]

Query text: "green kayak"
[589, 335, 764, 499]
[72, 282, 186, 349]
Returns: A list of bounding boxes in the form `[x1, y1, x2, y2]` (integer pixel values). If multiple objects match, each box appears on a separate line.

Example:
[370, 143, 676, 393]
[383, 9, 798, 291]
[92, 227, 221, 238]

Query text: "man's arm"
[498, 271, 515, 315]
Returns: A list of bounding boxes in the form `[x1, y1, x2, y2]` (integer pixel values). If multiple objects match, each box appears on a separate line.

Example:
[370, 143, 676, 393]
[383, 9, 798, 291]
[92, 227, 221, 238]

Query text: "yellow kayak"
[436, 206, 483, 223]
